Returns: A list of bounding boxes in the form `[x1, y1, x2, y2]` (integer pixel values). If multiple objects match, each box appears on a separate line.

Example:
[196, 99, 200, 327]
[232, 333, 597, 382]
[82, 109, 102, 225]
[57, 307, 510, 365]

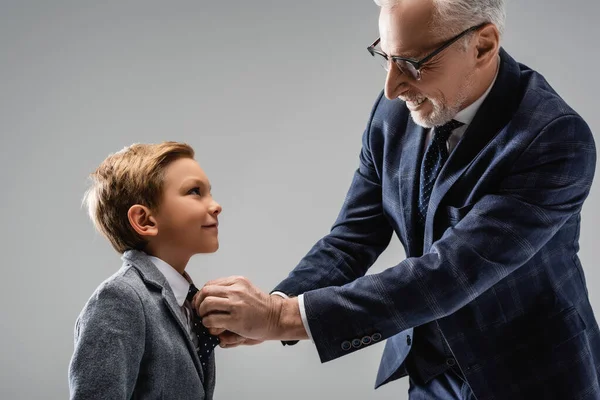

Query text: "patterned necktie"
[418, 119, 464, 228]
[186, 283, 220, 372]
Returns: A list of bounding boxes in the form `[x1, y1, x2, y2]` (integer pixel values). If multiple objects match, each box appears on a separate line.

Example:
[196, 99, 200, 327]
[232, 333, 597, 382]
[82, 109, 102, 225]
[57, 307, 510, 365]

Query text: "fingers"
[192, 285, 230, 310]
[218, 331, 246, 346]
[217, 331, 265, 348]
[243, 339, 264, 346]
[193, 276, 254, 310]
[208, 327, 225, 336]
[202, 313, 231, 330]
[198, 296, 231, 318]
[203, 275, 245, 287]
[219, 342, 243, 349]
[219, 339, 264, 348]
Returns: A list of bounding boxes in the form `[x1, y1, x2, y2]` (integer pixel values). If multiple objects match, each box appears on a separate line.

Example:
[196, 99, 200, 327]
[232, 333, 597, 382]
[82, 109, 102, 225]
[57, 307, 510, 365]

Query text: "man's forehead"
[378, 0, 436, 55]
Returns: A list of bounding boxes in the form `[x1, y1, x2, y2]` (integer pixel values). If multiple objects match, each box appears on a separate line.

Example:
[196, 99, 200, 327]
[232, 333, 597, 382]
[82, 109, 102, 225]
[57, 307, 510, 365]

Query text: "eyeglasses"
[367, 23, 487, 80]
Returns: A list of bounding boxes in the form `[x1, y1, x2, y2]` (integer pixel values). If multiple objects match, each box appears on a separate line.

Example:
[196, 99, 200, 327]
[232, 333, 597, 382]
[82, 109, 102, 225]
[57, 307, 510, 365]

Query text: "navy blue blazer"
[274, 48, 599, 399]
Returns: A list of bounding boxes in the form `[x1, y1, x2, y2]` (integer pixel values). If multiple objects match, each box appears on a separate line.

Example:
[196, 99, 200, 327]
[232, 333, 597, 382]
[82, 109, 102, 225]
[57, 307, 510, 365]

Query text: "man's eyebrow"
[390, 48, 424, 59]
[381, 42, 423, 59]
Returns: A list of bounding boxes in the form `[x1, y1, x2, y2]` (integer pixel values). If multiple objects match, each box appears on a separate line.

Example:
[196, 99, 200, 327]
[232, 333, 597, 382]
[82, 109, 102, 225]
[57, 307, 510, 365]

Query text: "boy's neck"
[144, 245, 190, 275]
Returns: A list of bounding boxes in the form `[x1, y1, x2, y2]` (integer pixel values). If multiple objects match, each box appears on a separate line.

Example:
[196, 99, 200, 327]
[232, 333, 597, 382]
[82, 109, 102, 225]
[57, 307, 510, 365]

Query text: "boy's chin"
[194, 243, 219, 254]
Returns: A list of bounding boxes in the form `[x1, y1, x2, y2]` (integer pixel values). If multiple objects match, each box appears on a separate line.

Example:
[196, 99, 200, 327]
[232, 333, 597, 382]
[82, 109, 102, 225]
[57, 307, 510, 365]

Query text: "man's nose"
[384, 63, 409, 100]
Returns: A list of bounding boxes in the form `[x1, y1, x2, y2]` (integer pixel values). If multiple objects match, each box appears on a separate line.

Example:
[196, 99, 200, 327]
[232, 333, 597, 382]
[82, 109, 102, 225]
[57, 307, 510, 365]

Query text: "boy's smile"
[142, 157, 222, 271]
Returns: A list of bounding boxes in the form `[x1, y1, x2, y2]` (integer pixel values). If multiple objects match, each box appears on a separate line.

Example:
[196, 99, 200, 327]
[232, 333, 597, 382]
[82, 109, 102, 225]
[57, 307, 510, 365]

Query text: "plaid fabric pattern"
[273, 48, 599, 400]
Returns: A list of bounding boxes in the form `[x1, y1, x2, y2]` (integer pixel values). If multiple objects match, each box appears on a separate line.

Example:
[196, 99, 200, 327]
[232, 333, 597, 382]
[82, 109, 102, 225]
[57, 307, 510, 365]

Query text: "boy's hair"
[82, 141, 195, 253]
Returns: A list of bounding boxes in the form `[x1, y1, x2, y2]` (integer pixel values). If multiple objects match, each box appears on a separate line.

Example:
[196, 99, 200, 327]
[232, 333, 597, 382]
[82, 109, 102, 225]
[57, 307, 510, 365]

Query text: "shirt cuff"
[297, 294, 313, 342]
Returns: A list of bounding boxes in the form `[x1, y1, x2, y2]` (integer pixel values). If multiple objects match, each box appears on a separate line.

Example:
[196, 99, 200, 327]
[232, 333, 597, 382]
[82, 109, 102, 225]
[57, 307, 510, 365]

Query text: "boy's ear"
[128, 204, 158, 237]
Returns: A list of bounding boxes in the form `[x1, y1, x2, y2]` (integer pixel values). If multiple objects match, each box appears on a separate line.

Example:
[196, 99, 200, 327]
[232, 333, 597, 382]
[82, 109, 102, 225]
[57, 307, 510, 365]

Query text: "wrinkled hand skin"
[192, 276, 308, 345]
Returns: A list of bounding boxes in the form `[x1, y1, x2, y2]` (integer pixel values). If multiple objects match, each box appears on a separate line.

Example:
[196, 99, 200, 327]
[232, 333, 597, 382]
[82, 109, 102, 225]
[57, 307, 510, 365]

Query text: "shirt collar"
[453, 56, 500, 126]
[148, 255, 190, 307]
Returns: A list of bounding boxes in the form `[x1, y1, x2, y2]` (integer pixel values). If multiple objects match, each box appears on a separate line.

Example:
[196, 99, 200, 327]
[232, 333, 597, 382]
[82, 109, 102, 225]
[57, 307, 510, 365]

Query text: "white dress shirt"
[274, 60, 500, 342]
[148, 256, 198, 347]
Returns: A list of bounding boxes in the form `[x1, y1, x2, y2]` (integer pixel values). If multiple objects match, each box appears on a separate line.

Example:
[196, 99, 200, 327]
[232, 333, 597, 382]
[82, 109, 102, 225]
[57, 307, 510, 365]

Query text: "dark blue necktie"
[187, 284, 220, 373]
[418, 119, 464, 229]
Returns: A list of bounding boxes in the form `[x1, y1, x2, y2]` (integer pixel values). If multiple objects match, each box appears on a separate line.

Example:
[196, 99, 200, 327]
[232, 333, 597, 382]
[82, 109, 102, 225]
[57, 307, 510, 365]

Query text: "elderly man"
[194, 0, 599, 398]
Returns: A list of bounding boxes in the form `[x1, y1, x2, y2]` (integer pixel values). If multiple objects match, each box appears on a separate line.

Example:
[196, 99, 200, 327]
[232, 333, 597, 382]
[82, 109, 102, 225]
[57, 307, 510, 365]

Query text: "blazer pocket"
[445, 203, 475, 225]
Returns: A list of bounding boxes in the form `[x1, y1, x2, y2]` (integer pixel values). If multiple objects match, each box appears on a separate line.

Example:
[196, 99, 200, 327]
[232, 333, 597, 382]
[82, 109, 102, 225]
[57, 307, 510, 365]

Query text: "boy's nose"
[211, 201, 222, 215]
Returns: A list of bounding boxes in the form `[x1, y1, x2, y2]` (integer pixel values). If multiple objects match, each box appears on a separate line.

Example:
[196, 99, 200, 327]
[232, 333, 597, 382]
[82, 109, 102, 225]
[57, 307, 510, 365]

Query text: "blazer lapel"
[398, 116, 428, 256]
[423, 47, 522, 249]
[121, 250, 205, 381]
[160, 290, 205, 382]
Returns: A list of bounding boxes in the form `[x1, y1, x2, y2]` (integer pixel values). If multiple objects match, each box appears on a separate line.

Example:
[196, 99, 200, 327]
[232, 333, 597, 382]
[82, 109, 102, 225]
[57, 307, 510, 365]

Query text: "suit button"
[371, 333, 382, 342]
[341, 341, 352, 351]
[361, 336, 372, 345]
[352, 338, 362, 348]
[406, 335, 412, 346]
[446, 358, 456, 366]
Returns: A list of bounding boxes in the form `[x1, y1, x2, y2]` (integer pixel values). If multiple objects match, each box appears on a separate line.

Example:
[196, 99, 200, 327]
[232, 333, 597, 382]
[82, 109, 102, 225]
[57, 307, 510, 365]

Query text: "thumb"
[208, 327, 226, 336]
[218, 331, 247, 346]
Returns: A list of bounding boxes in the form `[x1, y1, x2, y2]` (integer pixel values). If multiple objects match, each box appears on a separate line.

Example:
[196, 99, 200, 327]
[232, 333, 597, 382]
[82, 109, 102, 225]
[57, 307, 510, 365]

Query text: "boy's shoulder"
[95, 261, 144, 297]
[77, 261, 148, 318]
[78, 251, 172, 314]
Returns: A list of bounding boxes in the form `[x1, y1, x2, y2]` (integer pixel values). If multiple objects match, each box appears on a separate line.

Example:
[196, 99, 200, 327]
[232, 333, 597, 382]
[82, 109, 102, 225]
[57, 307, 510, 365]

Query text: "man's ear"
[128, 204, 158, 238]
[474, 23, 500, 67]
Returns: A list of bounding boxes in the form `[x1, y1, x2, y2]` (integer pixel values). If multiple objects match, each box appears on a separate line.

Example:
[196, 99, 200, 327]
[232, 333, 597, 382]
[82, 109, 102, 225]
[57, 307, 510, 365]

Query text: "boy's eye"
[188, 187, 202, 196]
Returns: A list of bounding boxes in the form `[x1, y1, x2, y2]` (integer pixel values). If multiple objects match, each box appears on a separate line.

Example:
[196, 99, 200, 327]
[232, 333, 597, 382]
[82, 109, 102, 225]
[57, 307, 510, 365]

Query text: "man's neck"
[461, 54, 500, 114]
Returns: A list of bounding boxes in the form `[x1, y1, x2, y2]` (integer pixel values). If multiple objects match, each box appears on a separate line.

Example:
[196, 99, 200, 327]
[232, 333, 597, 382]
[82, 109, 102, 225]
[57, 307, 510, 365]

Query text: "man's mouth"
[404, 96, 428, 110]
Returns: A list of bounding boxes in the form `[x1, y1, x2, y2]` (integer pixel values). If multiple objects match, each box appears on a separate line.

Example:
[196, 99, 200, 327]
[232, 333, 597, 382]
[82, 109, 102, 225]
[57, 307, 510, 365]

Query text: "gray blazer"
[68, 249, 215, 399]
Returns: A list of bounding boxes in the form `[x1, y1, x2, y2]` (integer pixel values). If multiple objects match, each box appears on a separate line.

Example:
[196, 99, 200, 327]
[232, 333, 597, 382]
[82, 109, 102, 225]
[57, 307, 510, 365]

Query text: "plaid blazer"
[273, 48, 599, 400]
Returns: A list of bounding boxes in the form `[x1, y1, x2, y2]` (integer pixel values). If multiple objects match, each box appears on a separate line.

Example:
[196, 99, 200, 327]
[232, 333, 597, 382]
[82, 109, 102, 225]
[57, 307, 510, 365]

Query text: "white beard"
[410, 73, 475, 128]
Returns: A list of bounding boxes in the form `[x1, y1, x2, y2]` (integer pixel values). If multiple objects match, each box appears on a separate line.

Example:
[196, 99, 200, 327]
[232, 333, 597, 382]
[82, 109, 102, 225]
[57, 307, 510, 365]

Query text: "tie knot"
[187, 283, 199, 302]
[433, 119, 464, 142]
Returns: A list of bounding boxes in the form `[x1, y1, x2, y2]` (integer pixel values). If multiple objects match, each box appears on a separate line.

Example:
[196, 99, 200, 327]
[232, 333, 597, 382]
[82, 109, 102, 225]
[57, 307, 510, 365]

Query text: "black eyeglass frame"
[367, 22, 488, 80]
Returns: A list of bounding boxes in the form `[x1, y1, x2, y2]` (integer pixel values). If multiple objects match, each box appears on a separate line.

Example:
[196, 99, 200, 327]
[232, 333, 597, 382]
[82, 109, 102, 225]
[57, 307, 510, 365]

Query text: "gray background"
[1, 0, 598, 399]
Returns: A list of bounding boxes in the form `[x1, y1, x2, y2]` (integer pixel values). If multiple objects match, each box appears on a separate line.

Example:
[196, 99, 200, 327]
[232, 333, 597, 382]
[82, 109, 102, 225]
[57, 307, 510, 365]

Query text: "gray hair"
[373, 0, 506, 39]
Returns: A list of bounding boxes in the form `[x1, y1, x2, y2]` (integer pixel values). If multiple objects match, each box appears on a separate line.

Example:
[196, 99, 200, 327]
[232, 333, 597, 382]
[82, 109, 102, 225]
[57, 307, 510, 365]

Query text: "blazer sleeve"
[273, 91, 394, 297]
[68, 279, 145, 399]
[301, 114, 597, 363]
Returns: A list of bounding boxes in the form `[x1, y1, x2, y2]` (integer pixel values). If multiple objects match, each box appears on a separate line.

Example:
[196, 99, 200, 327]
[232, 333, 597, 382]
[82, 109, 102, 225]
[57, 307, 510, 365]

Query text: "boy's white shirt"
[149, 255, 196, 344]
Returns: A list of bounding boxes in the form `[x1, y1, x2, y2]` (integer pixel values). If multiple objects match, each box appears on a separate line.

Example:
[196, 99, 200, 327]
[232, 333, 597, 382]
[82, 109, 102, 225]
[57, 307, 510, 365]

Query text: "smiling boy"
[68, 141, 222, 399]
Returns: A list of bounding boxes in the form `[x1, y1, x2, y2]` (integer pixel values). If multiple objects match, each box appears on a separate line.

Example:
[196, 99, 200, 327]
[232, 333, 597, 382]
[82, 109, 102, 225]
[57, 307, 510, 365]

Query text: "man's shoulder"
[515, 61, 582, 122]
[497, 56, 594, 155]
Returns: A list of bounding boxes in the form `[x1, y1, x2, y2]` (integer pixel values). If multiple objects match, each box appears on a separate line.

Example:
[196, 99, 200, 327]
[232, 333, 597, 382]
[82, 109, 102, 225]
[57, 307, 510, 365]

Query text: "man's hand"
[217, 331, 264, 348]
[205, 327, 264, 348]
[192, 276, 308, 341]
